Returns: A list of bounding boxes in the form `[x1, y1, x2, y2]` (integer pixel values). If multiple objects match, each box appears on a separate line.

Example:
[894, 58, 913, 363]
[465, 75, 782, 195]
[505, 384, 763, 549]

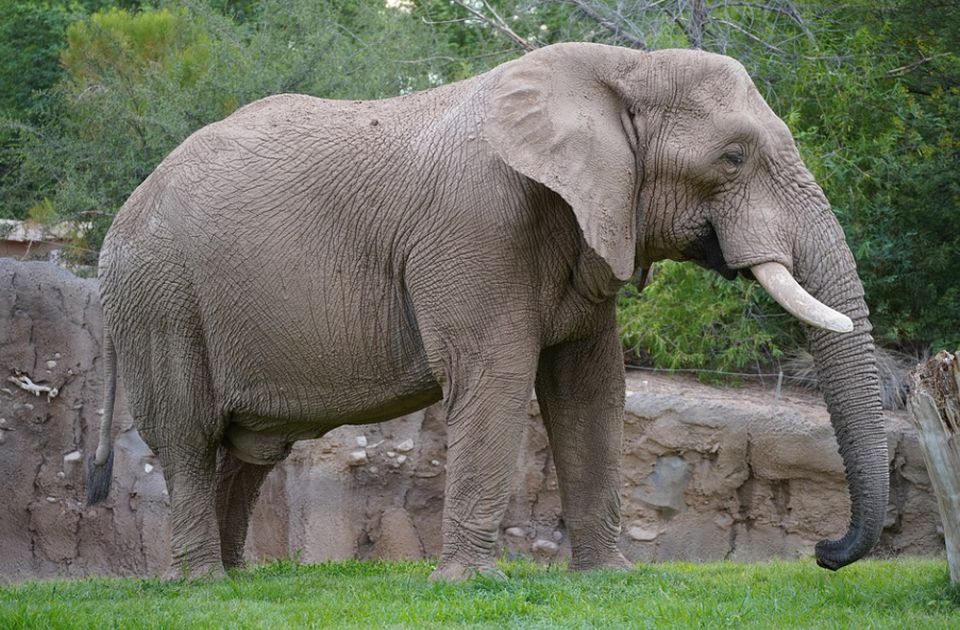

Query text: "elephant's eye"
[722, 149, 744, 167]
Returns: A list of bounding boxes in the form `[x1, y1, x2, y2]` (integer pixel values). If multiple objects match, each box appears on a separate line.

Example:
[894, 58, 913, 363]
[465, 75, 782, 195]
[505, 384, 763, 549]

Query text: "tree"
[3, 0, 452, 260]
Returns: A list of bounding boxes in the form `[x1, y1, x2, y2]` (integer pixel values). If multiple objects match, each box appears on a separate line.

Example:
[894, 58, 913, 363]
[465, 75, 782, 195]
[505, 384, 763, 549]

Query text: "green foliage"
[0, 1, 142, 119]
[412, 0, 579, 80]
[61, 6, 213, 89]
[0, 559, 957, 628]
[0, 1, 82, 119]
[0, 1, 85, 220]
[618, 262, 802, 380]
[2, 0, 452, 261]
[766, 3, 960, 350]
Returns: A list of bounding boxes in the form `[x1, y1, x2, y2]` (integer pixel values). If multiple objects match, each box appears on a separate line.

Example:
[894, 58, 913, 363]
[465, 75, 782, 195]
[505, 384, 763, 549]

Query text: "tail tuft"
[86, 449, 114, 505]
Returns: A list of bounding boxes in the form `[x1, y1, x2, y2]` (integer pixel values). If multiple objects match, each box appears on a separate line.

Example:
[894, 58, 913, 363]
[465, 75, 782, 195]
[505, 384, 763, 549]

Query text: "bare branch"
[712, 17, 786, 54]
[885, 53, 950, 77]
[450, 0, 536, 52]
[719, 0, 814, 41]
[568, 0, 649, 50]
[688, 0, 708, 49]
[420, 16, 473, 26]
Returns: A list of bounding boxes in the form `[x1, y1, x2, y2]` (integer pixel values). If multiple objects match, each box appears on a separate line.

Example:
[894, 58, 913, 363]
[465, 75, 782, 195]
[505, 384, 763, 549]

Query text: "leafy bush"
[3, 0, 453, 262]
[618, 262, 802, 380]
[777, 12, 960, 350]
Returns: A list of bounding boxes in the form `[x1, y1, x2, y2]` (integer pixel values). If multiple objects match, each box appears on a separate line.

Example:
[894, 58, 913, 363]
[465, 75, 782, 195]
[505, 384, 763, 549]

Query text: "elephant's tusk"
[751, 262, 854, 333]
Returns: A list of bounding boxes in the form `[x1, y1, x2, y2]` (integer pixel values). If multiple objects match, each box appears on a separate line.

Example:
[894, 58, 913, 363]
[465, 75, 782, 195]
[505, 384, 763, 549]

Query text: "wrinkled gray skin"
[90, 43, 888, 580]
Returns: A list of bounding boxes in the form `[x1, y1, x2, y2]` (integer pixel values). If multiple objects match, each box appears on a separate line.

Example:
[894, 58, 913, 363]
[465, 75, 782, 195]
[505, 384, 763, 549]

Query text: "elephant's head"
[485, 43, 888, 569]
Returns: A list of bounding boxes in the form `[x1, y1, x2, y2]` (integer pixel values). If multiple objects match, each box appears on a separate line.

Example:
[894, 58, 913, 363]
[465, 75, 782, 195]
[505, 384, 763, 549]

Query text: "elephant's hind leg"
[133, 321, 226, 579]
[158, 446, 224, 579]
[215, 447, 276, 569]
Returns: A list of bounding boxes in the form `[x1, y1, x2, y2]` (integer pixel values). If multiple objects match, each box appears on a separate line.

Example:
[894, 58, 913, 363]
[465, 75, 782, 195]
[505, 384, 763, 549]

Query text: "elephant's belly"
[216, 315, 442, 439]
[224, 382, 441, 464]
[229, 374, 441, 430]
[200, 258, 443, 437]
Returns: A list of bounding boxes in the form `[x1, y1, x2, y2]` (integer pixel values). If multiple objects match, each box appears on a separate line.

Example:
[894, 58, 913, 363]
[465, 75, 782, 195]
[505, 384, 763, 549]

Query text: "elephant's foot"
[163, 559, 226, 581]
[223, 557, 248, 572]
[429, 559, 506, 582]
[569, 550, 633, 572]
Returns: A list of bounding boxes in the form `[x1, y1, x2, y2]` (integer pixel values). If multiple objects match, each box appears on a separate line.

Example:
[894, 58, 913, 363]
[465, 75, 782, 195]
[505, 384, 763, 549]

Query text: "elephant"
[86, 42, 888, 580]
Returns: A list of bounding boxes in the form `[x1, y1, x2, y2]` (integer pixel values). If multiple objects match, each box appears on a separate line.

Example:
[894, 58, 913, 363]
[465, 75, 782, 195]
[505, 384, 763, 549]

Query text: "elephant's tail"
[86, 328, 117, 505]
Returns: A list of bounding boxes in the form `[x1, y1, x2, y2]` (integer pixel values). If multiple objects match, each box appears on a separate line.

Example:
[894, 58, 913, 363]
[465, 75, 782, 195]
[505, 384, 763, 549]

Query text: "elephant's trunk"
[793, 210, 889, 570]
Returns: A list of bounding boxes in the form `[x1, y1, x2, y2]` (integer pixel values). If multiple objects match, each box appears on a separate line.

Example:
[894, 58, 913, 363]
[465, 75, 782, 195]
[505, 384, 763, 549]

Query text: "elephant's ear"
[485, 43, 642, 281]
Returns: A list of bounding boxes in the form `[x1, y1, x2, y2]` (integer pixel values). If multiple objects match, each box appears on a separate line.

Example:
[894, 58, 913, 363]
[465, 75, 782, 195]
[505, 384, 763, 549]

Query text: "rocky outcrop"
[0, 260, 944, 582]
[1, 260, 169, 580]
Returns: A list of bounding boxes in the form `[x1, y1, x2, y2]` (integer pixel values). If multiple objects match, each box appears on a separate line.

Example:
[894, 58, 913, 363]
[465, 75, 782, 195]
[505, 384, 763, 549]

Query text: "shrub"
[617, 262, 802, 381]
[3, 0, 451, 262]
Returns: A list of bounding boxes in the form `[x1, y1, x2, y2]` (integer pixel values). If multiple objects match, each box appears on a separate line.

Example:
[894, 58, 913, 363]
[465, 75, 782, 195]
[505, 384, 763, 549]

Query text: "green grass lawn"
[1, 559, 957, 629]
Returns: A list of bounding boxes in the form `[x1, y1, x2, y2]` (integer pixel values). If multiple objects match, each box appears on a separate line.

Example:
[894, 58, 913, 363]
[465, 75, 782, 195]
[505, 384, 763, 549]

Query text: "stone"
[395, 439, 414, 453]
[62, 450, 82, 476]
[531, 539, 559, 559]
[505, 527, 526, 538]
[632, 455, 690, 513]
[348, 450, 367, 465]
[627, 526, 658, 542]
[355, 435, 368, 448]
[371, 508, 424, 560]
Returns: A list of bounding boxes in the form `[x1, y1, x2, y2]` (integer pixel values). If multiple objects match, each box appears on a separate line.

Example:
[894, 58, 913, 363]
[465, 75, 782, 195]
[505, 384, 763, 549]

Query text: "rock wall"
[0, 260, 944, 581]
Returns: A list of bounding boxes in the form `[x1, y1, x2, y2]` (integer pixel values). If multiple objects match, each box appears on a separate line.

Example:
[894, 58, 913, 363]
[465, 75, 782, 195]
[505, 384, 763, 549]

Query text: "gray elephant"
[87, 43, 888, 580]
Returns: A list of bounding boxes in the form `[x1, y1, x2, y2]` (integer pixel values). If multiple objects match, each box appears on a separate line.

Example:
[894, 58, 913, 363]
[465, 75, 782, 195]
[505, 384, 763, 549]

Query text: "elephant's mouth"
[680, 225, 852, 332]
[684, 225, 739, 281]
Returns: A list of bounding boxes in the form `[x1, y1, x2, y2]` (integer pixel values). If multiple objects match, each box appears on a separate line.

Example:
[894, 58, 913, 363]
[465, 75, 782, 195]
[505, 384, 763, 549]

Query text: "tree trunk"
[907, 350, 960, 583]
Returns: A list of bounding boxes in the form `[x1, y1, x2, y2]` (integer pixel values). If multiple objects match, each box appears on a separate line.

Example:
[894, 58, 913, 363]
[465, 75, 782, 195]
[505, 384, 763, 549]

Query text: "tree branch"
[450, 0, 536, 52]
[568, 0, 649, 50]
[719, 0, 814, 41]
[712, 17, 786, 54]
[885, 53, 950, 77]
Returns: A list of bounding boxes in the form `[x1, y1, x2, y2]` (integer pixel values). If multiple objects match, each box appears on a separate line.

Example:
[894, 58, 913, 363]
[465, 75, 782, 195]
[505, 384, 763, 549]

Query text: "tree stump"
[907, 351, 960, 582]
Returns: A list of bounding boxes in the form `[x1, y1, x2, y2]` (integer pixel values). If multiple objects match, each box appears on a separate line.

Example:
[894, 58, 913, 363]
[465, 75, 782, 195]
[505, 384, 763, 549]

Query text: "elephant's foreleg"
[535, 317, 631, 572]
[215, 447, 275, 569]
[431, 352, 538, 581]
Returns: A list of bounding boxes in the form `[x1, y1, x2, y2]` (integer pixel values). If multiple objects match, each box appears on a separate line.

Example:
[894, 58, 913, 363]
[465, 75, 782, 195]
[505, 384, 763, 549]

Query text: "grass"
[1, 559, 957, 629]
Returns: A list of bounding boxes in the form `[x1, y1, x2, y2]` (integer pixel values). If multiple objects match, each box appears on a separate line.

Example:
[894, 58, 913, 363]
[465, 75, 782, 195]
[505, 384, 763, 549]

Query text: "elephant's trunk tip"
[813, 521, 884, 571]
[814, 542, 844, 571]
